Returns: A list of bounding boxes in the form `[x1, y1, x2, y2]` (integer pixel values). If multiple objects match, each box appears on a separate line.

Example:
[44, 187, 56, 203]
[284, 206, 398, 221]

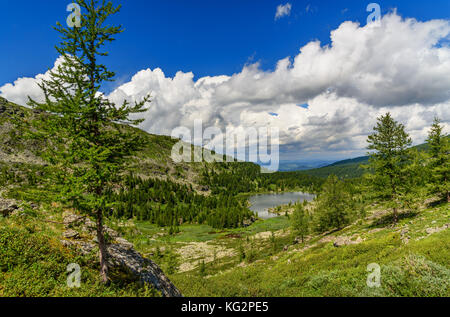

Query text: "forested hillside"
[0, 98, 323, 230]
[302, 139, 445, 179]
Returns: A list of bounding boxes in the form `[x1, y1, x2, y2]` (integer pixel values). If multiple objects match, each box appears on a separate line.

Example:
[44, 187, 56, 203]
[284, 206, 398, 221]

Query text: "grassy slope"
[165, 200, 449, 297]
[0, 205, 159, 297]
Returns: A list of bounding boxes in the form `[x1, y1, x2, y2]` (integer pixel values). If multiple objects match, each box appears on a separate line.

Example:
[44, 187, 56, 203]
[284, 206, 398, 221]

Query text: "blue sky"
[2, 0, 450, 92]
[1, 1, 450, 164]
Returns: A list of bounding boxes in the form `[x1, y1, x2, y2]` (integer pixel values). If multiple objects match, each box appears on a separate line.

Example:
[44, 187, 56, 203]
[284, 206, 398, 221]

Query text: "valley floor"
[1, 191, 448, 297]
[120, 199, 449, 297]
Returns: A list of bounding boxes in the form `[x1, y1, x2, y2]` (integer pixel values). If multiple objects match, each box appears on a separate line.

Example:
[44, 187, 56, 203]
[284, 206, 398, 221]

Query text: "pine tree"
[366, 113, 412, 223]
[291, 203, 309, 242]
[314, 175, 351, 232]
[426, 118, 449, 202]
[27, 0, 149, 283]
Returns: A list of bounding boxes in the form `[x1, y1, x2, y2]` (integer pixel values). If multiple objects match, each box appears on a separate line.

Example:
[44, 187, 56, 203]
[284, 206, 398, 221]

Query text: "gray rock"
[63, 229, 80, 239]
[107, 243, 182, 297]
[61, 240, 96, 255]
[115, 237, 134, 250]
[60, 212, 182, 297]
[0, 199, 19, 217]
[63, 214, 85, 225]
[333, 236, 363, 247]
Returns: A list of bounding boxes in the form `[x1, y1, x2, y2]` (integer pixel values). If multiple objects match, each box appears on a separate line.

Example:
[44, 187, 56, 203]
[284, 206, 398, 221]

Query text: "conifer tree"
[366, 113, 412, 223]
[426, 118, 449, 202]
[28, 0, 149, 283]
[291, 203, 309, 242]
[314, 175, 351, 232]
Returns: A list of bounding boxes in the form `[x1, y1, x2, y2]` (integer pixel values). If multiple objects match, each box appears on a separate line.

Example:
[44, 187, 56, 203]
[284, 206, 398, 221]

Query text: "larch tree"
[426, 118, 449, 202]
[291, 203, 309, 243]
[314, 175, 351, 232]
[366, 113, 412, 223]
[28, 0, 150, 283]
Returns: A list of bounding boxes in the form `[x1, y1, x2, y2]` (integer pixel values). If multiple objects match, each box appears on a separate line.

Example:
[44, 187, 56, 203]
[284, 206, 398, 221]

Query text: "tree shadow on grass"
[368, 210, 419, 229]
[426, 197, 447, 209]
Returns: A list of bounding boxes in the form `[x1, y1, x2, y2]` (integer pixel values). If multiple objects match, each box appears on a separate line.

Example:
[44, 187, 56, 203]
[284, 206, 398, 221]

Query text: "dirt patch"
[253, 231, 273, 240]
[177, 242, 237, 272]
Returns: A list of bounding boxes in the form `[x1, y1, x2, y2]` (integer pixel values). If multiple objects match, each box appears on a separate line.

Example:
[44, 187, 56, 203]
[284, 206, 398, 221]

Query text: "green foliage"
[164, 248, 180, 275]
[198, 260, 207, 278]
[426, 118, 449, 202]
[365, 113, 413, 222]
[25, 0, 150, 282]
[303, 159, 368, 179]
[107, 174, 254, 229]
[313, 175, 353, 232]
[28, 0, 149, 217]
[0, 223, 158, 297]
[291, 204, 309, 242]
[171, 219, 450, 297]
[373, 254, 450, 297]
[201, 162, 324, 195]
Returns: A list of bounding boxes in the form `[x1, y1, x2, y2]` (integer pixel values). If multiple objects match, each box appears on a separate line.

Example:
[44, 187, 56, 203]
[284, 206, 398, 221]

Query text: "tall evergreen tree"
[314, 175, 351, 232]
[291, 203, 309, 242]
[28, 0, 149, 283]
[426, 118, 449, 202]
[366, 113, 412, 223]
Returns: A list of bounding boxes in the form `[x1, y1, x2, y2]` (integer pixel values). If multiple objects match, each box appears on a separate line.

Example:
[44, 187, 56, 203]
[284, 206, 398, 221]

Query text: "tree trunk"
[393, 207, 398, 224]
[96, 209, 109, 284]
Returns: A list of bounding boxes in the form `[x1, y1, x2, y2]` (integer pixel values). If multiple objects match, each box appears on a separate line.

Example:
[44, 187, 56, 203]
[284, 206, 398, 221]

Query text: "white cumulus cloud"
[1, 12, 450, 161]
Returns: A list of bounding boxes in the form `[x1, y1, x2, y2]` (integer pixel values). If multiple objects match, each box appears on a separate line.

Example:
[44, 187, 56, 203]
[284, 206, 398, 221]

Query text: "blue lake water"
[248, 192, 316, 219]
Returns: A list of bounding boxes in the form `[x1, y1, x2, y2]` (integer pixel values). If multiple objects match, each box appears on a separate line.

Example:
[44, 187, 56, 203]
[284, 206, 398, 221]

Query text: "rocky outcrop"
[0, 198, 19, 217]
[425, 224, 449, 235]
[61, 212, 182, 297]
[400, 227, 410, 244]
[333, 235, 364, 247]
[62, 229, 80, 239]
[107, 242, 182, 297]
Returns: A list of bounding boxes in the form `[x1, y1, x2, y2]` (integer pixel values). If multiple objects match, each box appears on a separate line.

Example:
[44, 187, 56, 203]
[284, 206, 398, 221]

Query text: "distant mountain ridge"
[278, 160, 334, 172]
[326, 156, 369, 167]
[301, 138, 446, 179]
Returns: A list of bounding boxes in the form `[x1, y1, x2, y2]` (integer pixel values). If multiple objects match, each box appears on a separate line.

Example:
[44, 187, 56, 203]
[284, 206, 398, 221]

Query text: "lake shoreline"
[248, 191, 316, 220]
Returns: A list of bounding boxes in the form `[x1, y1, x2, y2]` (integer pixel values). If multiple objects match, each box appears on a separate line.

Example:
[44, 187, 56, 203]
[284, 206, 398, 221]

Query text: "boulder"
[333, 236, 363, 247]
[107, 243, 182, 297]
[0, 199, 19, 217]
[63, 213, 85, 225]
[61, 212, 182, 297]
